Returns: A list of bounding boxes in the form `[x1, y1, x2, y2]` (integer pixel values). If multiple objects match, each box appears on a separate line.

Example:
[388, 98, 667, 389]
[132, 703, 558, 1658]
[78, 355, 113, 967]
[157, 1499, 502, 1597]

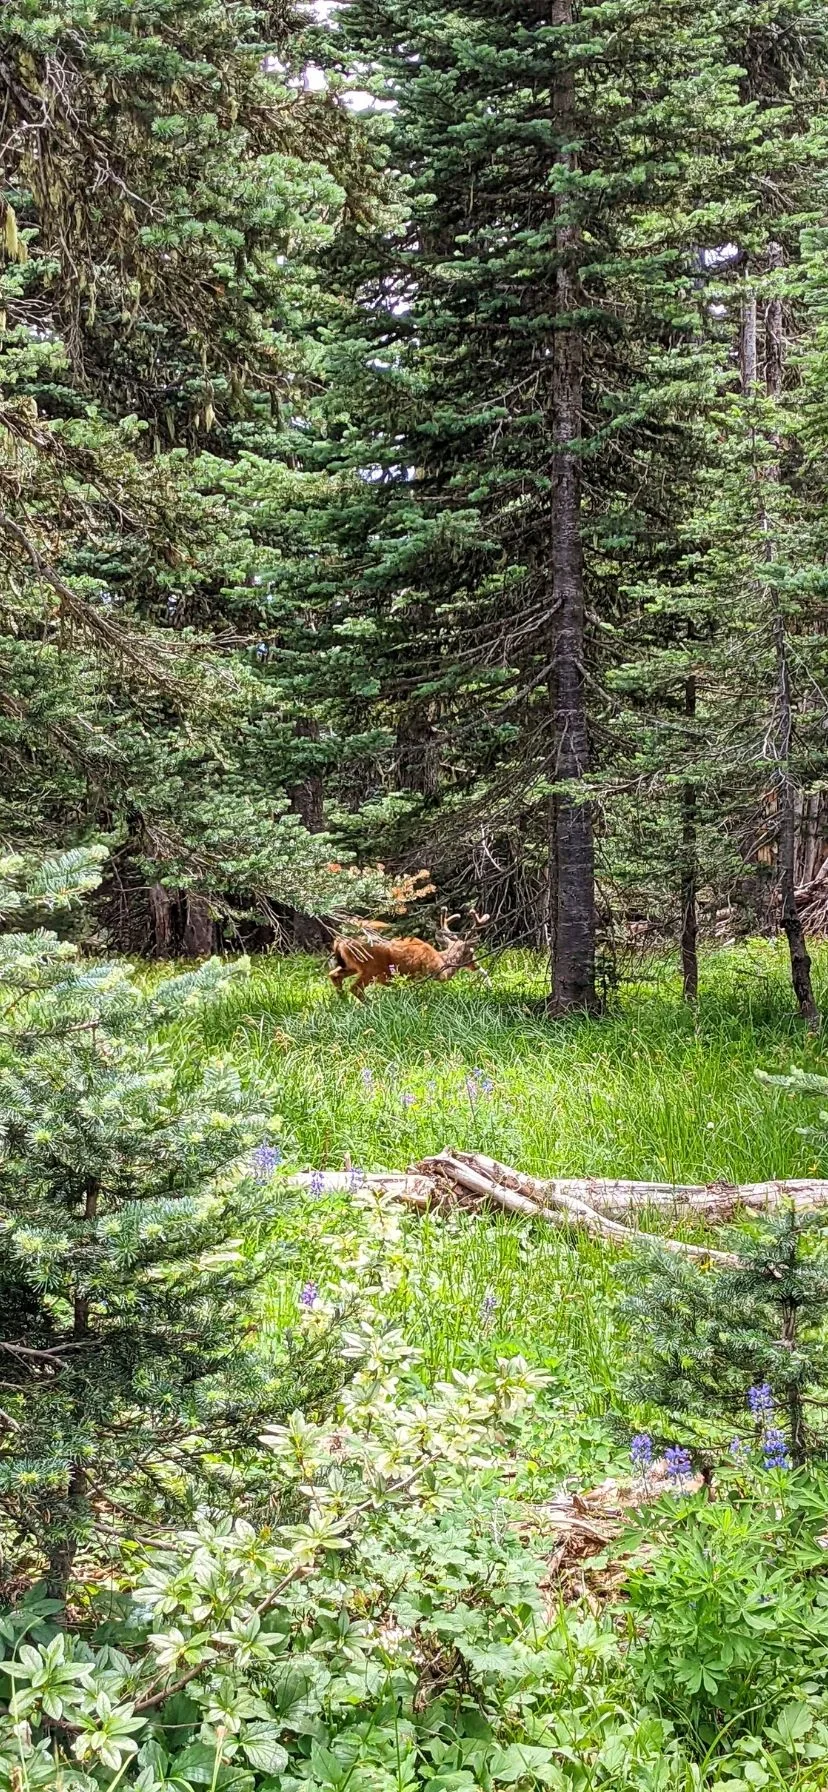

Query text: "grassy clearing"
[161, 938, 828, 1431]
[169, 939, 828, 1183]
[153, 946, 828, 1787]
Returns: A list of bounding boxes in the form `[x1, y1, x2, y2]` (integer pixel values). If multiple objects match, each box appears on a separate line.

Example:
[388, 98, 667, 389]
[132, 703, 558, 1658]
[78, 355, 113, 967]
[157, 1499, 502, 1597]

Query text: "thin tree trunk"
[548, 0, 597, 1015]
[148, 882, 174, 957]
[49, 1179, 98, 1603]
[182, 891, 215, 958]
[288, 716, 325, 833]
[681, 671, 698, 1001]
[742, 263, 818, 1024]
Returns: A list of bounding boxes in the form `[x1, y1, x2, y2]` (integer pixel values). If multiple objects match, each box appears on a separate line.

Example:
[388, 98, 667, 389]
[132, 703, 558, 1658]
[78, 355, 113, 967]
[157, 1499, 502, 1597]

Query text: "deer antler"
[439, 907, 462, 936]
[466, 908, 491, 933]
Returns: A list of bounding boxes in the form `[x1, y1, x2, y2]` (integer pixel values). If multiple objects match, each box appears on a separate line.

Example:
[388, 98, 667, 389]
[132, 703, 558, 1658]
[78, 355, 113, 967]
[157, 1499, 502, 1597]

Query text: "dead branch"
[290, 1157, 828, 1267]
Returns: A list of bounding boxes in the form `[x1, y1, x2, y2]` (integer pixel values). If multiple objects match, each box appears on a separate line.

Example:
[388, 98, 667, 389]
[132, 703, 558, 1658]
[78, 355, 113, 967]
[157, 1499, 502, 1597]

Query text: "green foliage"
[626, 1469, 828, 1755]
[623, 1207, 828, 1462]
[0, 0, 397, 937]
[0, 849, 292, 1581]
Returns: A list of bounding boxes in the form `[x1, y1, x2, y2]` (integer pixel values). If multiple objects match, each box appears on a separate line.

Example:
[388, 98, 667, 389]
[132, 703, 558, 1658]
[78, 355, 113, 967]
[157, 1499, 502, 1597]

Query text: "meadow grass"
[161, 938, 828, 1427]
[171, 938, 828, 1183]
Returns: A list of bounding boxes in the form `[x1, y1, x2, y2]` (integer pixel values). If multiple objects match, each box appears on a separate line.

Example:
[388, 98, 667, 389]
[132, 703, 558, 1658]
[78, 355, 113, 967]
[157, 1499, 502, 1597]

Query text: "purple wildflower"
[630, 1433, 653, 1474]
[480, 1289, 498, 1328]
[730, 1436, 748, 1461]
[747, 1382, 775, 1419]
[762, 1426, 791, 1472]
[251, 1143, 282, 1181]
[401, 1092, 416, 1110]
[299, 1282, 319, 1310]
[665, 1445, 693, 1482]
[348, 1167, 365, 1192]
[309, 1169, 325, 1198]
[361, 1067, 374, 1091]
[466, 1067, 494, 1099]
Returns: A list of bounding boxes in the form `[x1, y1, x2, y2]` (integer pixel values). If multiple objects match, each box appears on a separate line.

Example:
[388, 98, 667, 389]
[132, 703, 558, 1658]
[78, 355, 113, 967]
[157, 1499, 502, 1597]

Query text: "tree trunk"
[743, 262, 818, 1025]
[397, 698, 441, 798]
[182, 891, 215, 957]
[148, 882, 174, 956]
[288, 716, 325, 833]
[680, 672, 698, 1002]
[548, 0, 597, 1016]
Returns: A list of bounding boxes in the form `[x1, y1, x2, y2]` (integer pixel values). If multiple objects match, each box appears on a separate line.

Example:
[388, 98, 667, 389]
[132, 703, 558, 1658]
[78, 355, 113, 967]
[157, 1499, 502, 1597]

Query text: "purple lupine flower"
[299, 1282, 319, 1310]
[730, 1436, 748, 1461]
[762, 1426, 791, 1472]
[309, 1169, 325, 1198]
[361, 1067, 374, 1091]
[664, 1445, 693, 1482]
[747, 1382, 775, 1419]
[480, 1289, 498, 1328]
[251, 1143, 282, 1181]
[630, 1433, 653, 1474]
[401, 1092, 416, 1110]
[348, 1167, 365, 1192]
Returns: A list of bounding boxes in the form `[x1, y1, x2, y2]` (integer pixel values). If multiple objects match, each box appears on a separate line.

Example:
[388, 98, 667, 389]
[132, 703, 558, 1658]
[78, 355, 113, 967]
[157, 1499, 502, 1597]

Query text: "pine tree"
[0, 0, 398, 948]
[0, 847, 289, 1592]
[300, 0, 781, 1004]
[624, 1206, 828, 1467]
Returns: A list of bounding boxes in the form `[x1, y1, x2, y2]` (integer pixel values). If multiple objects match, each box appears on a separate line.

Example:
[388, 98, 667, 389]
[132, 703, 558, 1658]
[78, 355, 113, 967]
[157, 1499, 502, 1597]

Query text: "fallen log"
[415, 1153, 739, 1265]
[291, 1163, 828, 1218]
[288, 1157, 828, 1266]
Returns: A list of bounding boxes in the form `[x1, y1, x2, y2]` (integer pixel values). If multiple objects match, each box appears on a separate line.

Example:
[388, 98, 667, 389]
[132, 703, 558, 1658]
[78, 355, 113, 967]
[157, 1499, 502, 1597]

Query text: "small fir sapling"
[0, 848, 297, 1595]
[623, 1203, 828, 1466]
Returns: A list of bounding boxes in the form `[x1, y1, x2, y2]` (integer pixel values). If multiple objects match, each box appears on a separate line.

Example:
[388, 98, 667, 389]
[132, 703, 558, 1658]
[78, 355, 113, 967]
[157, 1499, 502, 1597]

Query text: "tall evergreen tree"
[299, 0, 784, 1006]
[0, 0, 398, 948]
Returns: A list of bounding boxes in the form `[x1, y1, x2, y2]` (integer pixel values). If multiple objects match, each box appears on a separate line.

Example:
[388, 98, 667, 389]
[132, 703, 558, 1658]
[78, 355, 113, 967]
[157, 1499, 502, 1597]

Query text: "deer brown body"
[329, 910, 489, 998]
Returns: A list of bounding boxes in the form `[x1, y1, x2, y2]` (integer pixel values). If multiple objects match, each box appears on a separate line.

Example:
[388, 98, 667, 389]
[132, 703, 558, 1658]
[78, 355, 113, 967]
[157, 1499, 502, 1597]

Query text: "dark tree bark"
[547, 0, 597, 1015]
[288, 716, 325, 834]
[182, 891, 215, 958]
[681, 671, 699, 1002]
[742, 255, 818, 1024]
[397, 698, 441, 798]
[148, 882, 174, 956]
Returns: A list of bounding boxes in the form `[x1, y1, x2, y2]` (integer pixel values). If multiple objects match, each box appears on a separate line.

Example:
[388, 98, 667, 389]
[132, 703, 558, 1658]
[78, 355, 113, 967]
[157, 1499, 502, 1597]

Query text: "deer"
[329, 908, 491, 999]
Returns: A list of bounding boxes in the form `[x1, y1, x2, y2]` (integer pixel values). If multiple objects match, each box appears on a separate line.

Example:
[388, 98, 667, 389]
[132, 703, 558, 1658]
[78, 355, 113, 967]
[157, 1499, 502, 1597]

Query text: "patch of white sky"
[298, 0, 396, 108]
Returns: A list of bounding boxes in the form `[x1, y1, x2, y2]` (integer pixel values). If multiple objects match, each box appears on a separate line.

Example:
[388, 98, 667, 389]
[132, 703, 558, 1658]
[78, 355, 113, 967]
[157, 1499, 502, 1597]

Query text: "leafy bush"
[626, 1468, 828, 1753]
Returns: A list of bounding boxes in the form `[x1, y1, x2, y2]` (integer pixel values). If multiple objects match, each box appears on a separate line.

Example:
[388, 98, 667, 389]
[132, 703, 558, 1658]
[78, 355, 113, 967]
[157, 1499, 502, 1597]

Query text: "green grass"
[161, 943, 828, 1788]
[169, 939, 828, 1184]
[160, 938, 828, 1422]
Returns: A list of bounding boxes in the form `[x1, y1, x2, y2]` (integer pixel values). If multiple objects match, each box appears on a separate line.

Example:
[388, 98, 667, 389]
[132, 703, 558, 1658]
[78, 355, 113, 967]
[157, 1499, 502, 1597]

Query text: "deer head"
[435, 907, 491, 979]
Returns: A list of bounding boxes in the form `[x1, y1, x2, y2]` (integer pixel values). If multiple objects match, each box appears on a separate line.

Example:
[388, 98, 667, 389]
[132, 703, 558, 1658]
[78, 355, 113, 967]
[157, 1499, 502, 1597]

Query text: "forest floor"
[153, 941, 828, 1787]
[165, 936, 828, 1424]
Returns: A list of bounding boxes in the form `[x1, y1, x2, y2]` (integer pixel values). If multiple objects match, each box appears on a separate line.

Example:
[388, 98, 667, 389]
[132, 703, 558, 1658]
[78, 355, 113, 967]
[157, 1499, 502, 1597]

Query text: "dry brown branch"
[291, 1157, 828, 1267]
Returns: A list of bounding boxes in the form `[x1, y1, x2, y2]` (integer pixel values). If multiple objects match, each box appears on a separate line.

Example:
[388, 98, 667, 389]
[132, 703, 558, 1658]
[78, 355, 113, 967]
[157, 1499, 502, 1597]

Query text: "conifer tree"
[304, 0, 780, 1004]
[0, 848, 288, 1592]
[0, 0, 395, 946]
[624, 1206, 828, 1467]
